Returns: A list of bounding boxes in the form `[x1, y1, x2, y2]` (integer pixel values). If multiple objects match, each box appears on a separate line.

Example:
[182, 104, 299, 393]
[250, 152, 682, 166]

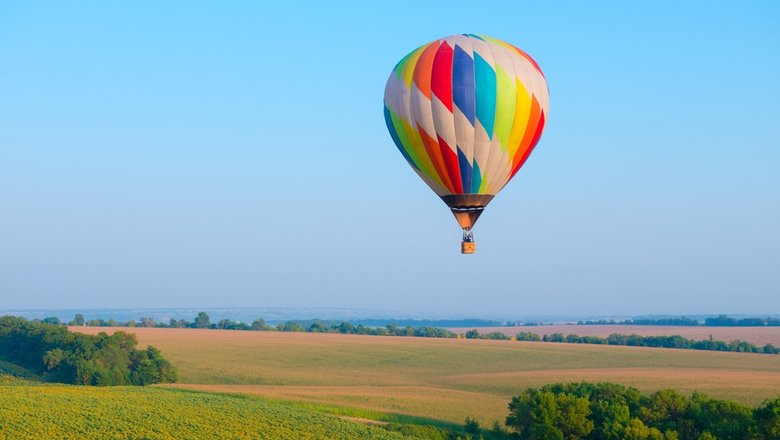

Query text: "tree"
[308, 321, 330, 333]
[464, 417, 479, 434]
[620, 418, 666, 440]
[194, 312, 210, 328]
[516, 332, 541, 341]
[484, 331, 510, 340]
[386, 323, 399, 335]
[547, 333, 565, 342]
[506, 389, 593, 439]
[43, 348, 67, 369]
[277, 321, 304, 332]
[689, 392, 754, 440]
[251, 318, 270, 331]
[754, 397, 780, 439]
[638, 389, 691, 434]
[338, 321, 355, 334]
[70, 314, 85, 326]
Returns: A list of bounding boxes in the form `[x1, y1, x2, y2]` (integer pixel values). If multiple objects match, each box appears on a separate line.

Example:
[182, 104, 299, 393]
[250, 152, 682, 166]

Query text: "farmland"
[448, 325, 780, 346]
[73, 327, 780, 426]
[0, 378, 411, 439]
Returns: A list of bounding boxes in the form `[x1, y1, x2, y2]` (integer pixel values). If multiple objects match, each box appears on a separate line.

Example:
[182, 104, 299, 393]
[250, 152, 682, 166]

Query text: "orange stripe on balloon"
[413, 41, 440, 99]
[513, 97, 541, 169]
[418, 124, 455, 192]
[510, 111, 545, 178]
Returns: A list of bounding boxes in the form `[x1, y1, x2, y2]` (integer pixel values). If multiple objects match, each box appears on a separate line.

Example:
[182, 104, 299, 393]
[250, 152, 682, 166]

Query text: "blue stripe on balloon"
[384, 106, 418, 170]
[474, 52, 496, 139]
[457, 147, 473, 193]
[471, 159, 482, 193]
[452, 45, 475, 125]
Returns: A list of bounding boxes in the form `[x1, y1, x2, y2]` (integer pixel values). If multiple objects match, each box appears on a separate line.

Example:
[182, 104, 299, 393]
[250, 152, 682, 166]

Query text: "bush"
[464, 416, 480, 434]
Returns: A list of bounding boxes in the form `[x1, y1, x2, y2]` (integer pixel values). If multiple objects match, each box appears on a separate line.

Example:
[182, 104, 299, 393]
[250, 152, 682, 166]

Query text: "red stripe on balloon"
[507, 43, 545, 79]
[437, 136, 463, 193]
[431, 42, 454, 112]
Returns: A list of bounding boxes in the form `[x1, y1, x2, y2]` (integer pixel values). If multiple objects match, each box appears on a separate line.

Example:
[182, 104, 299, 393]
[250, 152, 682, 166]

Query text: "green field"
[0, 378, 416, 440]
[74, 327, 780, 426]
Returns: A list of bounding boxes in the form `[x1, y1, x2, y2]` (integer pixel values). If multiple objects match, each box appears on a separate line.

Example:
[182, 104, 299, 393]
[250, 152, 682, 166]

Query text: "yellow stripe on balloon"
[493, 64, 516, 151]
[399, 45, 426, 90]
[508, 78, 531, 159]
[400, 117, 447, 189]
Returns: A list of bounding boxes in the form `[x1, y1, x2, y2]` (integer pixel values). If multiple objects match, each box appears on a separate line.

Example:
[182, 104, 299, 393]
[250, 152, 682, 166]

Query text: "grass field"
[448, 325, 780, 346]
[72, 327, 780, 426]
[0, 378, 412, 439]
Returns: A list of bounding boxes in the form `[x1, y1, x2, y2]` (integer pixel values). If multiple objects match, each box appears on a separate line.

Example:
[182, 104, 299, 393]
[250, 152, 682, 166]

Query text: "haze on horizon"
[1, 1, 778, 316]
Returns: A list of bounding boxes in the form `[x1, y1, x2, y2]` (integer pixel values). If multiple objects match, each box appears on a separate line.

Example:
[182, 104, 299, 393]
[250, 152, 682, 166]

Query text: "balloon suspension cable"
[461, 228, 476, 254]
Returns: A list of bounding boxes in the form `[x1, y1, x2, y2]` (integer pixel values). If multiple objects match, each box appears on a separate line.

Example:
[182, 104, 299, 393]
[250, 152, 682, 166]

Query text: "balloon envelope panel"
[384, 34, 549, 198]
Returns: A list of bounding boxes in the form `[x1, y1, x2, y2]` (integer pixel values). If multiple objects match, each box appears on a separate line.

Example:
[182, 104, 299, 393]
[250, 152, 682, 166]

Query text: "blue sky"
[1, 1, 778, 316]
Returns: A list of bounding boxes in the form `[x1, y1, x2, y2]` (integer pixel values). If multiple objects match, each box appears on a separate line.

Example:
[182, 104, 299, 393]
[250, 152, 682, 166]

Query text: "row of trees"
[506, 382, 780, 440]
[48, 313, 780, 354]
[464, 329, 511, 340]
[0, 316, 177, 386]
[704, 315, 780, 327]
[579, 317, 702, 326]
[511, 331, 779, 354]
[54, 313, 461, 339]
[578, 315, 780, 327]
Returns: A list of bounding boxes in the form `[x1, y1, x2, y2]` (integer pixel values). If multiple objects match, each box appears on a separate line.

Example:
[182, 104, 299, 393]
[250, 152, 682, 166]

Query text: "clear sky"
[1, 1, 778, 317]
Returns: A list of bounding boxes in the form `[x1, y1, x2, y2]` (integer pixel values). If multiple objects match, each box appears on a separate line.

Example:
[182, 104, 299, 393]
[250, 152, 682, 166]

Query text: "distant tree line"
[275, 319, 458, 338]
[56, 312, 460, 339]
[578, 315, 780, 327]
[349, 318, 502, 328]
[703, 315, 780, 327]
[511, 331, 779, 355]
[0, 316, 177, 386]
[579, 316, 702, 326]
[506, 382, 780, 440]
[51, 313, 780, 354]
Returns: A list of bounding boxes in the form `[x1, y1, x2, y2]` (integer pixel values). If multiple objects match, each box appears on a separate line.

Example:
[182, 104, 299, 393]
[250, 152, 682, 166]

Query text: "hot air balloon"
[383, 34, 549, 253]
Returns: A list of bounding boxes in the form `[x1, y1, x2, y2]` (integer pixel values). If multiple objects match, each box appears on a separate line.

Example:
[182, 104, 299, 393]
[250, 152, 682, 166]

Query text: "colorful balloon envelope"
[383, 34, 549, 253]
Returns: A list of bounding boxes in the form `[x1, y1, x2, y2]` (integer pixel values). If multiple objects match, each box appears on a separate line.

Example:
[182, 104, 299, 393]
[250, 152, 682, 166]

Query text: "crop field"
[0, 378, 410, 439]
[448, 325, 780, 346]
[72, 327, 780, 426]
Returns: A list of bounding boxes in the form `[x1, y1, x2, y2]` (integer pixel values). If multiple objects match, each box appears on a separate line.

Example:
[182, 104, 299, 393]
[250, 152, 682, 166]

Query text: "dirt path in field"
[337, 416, 388, 426]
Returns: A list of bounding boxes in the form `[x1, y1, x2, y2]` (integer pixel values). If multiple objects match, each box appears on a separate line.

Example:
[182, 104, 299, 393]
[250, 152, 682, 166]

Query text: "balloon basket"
[461, 241, 476, 254]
